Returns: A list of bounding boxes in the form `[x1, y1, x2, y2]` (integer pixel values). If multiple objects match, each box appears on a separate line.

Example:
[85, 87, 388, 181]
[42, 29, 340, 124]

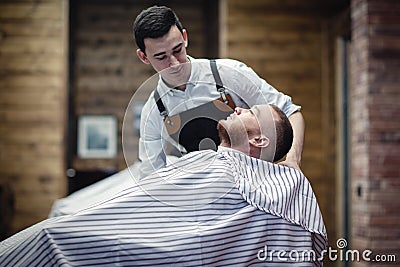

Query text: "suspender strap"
[210, 59, 229, 104]
[210, 59, 224, 91]
[154, 88, 167, 118]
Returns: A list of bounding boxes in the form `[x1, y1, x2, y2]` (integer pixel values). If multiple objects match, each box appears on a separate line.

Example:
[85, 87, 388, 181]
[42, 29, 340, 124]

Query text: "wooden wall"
[2, 1, 398, 264]
[0, 0, 352, 252]
[0, 0, 68, 236]
[223, 0, 349, 263]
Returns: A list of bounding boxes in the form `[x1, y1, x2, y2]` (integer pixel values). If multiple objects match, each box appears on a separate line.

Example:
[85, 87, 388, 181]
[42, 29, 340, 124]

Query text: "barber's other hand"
[277, 159, 301, 171]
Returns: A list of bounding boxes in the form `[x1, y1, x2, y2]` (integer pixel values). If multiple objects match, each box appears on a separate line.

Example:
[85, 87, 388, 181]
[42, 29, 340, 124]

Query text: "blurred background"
[0, 0, 399, 266]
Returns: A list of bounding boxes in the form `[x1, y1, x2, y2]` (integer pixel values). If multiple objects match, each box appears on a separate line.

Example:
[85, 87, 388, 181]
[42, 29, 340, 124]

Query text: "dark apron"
[154, 59, 236, 152]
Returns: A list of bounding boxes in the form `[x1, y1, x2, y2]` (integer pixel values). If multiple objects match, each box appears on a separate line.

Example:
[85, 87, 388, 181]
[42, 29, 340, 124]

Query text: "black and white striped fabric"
[0, 149, 327, 266]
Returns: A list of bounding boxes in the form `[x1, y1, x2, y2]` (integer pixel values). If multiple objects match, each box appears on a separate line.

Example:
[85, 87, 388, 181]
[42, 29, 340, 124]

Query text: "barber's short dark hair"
[270, 105, 293, 162]
[133, 5, 183, 53]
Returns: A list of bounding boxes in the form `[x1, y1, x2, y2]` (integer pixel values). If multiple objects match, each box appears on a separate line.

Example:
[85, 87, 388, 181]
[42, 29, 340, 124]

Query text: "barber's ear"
[137, 49, 150, 64]
[249, 136, 269, 148]
[182, 29, 188, 47]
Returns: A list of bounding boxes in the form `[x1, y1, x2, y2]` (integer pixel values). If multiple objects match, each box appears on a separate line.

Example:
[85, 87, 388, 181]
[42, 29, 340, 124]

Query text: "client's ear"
[249, 136, 269, 148]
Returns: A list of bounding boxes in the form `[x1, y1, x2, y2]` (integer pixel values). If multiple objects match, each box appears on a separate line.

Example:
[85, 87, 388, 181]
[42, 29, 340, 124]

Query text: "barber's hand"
[277, 159, 301, 171]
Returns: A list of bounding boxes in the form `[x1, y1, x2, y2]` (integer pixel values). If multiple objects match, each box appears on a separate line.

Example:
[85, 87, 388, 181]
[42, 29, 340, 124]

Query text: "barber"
[134, 5, 305, 178]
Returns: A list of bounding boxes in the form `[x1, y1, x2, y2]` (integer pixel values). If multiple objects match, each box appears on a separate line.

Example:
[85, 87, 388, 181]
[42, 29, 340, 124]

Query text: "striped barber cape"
[0, 148, 327, 266]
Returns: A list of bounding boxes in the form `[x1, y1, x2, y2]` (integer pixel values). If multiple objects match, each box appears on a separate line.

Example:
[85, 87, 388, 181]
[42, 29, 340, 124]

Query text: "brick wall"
[350, 0, 400, 265]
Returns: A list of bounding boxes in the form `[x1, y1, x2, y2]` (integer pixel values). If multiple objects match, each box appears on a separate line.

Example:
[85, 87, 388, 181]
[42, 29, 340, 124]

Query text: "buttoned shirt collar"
[158, 55, 198, 97]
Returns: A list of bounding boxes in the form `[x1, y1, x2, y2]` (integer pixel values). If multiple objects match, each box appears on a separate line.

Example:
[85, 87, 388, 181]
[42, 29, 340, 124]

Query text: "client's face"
[217, 106, 263, 146]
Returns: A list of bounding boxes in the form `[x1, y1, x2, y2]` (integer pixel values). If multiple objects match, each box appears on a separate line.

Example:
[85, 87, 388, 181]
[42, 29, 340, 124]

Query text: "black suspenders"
[209, 59, 230, 105]
[154, 59, 230, 118]
[154, 89, 167, 118]
[152, 59, 237, 152]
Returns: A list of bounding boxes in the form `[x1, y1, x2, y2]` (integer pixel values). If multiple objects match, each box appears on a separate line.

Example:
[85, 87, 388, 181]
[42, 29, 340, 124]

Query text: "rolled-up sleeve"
[258, 79, 301, 117]
[220, 59, 301, 117]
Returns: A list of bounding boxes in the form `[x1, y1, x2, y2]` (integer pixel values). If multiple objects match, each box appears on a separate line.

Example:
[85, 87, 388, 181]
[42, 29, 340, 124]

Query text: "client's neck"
[220, 141, 253, 157]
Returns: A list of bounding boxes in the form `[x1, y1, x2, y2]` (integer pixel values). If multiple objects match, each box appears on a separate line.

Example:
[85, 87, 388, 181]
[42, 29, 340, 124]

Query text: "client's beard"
[217, 122, 231, 146]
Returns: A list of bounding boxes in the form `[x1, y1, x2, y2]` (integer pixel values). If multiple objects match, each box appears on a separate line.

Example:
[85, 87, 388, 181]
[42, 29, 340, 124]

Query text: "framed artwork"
[77, 115, 118, 159]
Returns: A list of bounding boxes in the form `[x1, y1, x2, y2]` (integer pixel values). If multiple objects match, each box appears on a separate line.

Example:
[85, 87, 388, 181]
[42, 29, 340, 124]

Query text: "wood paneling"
[0, 0, 68, 237]
[0, 0, 354, 250]
[225, 1, 345, 264]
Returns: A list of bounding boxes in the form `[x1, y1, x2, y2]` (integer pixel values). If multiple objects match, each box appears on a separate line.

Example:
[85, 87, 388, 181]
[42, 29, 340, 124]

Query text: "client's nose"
[235, 107, 244, 114]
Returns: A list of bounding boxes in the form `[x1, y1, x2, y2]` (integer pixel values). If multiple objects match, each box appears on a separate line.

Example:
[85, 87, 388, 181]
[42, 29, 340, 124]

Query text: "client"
[0, 104, 327, 266]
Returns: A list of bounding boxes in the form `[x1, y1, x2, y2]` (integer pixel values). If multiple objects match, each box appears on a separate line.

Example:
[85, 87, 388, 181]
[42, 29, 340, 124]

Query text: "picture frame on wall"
[77, 115, 118, 159]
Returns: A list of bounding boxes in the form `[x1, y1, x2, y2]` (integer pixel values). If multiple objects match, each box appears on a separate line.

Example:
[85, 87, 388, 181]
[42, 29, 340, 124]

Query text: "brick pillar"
[350, 0, 400, 266]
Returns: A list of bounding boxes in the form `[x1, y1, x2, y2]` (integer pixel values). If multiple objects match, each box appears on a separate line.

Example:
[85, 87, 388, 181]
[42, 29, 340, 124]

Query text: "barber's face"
[136, 25, 189, 87]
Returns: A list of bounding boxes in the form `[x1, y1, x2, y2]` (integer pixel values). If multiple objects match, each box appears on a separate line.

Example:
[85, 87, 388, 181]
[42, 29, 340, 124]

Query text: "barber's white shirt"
[138, 56, 301, 178]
